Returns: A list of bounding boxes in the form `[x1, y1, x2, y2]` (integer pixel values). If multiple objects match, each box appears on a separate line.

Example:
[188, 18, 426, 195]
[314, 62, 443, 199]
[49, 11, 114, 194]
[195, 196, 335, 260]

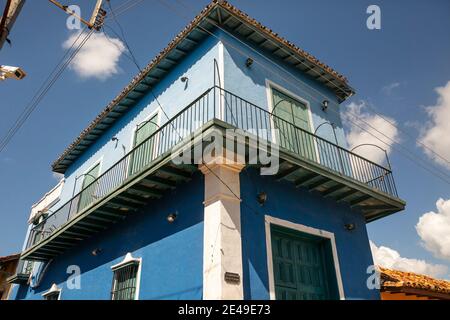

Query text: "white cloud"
[63, 32, 126, 80]
[416, 198, 450, 261]
[382, 82, 401, 95]
[343, 101, 399, 165]
[370, 241, 448, 279]
[418, 81, 450, 169]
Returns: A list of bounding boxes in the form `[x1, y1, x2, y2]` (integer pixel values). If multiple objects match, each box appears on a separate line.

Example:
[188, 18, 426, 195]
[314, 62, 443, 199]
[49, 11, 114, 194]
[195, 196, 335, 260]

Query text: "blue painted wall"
[240, 168, 379, 300]
[11, 173, 205, 300]
[54, 35, 221, 211]
[220, 30, 348, 148]
[11, 25, 379, 301]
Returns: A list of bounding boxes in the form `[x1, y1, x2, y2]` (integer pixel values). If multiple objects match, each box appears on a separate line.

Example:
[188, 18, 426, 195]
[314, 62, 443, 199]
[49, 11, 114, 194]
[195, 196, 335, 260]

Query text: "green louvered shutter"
[111, 264, 139, 300]
[77, 163, 100, 212]
[129, 114, 159, 176]
[271, 226, 339, 300]
[272, 88, 316, 161]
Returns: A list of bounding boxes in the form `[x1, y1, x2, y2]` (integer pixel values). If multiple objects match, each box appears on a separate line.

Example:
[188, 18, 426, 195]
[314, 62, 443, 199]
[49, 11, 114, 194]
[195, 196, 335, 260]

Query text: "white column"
[200, 160, 244, 300]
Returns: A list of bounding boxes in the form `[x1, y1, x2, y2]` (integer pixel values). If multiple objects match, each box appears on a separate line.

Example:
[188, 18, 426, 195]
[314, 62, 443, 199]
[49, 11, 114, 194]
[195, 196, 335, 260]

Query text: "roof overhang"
[52, 0, 355, 174]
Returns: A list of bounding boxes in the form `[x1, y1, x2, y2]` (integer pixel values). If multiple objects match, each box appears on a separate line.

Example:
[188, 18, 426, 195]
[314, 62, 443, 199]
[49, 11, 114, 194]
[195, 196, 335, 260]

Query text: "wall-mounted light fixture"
[111, 137, 119, 142]
[257, 192, 268, 206]
[91, 248, 102, 256]
[167, 212, 178, 223]
[345, 223, 356, 231]
[322, 100, 329, 112]
[181, 76, 188, 83]
[246, 58, 254, 68]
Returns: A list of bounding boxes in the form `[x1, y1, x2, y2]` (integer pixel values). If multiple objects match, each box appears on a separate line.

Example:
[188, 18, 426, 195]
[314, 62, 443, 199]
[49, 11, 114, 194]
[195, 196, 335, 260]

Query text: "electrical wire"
[157, 0, 450, 186]
[105, 0, 142, 71]
[0, 0, 148, 154]
[0, 28, 95, 153]
[103, 1, 263, 216]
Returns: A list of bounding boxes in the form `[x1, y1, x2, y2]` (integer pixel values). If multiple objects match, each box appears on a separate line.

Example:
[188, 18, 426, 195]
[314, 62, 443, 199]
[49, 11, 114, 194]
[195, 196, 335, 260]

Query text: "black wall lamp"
[181, 76, 188, 83]
[345, 223, 356, 231]
[322, 100, 329, 112]
[91, 248, 102, 256]
[246, 58, 254, 68]
[257, 192, 268, 206]
[167, 212, 178, 223]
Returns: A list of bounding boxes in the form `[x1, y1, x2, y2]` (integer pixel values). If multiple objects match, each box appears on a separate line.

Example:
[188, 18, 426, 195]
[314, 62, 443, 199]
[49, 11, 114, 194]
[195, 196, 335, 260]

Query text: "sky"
[1, 0, 450, 279]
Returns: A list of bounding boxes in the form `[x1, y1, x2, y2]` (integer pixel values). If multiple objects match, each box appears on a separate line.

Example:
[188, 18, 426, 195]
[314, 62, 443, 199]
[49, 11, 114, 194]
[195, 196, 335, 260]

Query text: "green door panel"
[271, 226, 339, 300]
[129, 114, 159, 176]
[271, 88, 316, 161]
[78, 163, 100, 212]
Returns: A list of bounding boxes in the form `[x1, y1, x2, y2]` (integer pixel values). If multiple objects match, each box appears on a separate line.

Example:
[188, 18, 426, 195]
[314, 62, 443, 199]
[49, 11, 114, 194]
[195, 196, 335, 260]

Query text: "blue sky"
[1, 0, 450, 278]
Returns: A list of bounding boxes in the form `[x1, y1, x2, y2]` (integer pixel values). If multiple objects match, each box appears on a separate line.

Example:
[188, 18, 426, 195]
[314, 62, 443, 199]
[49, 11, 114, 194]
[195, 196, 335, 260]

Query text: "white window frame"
[265, 80, 323, 165]
[42, 283, 61, 300]
[264, 215, 345, 300]
[110, 253, 142, 301]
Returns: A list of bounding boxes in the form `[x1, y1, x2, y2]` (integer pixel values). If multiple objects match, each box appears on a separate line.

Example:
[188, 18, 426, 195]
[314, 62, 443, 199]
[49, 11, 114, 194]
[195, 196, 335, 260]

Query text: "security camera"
[0, 65, 27, 81]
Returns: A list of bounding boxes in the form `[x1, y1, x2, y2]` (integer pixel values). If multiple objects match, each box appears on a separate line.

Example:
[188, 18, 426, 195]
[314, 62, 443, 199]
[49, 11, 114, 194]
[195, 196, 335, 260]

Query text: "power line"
[105, 0, 145, 19]
[0, 28, 95, 153]
[102, 24, 140, 69]
[363, 102, 450, 166]
[105, 0, 142, 71]
[0, 0, 148, 154]
[158, 0, 450, 186]
[102, 2, 262, 215]
[176, 0, 444, 169]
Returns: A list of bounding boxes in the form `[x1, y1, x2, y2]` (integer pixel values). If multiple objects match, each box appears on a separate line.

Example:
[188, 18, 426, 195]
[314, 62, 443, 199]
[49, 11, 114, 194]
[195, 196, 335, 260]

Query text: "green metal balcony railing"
[25, 86, 398, 251]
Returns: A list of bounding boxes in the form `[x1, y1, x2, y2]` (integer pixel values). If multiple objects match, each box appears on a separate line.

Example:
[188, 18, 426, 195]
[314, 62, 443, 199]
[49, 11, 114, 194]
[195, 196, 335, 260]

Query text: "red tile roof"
[52, 0, 353, 173]
[0, 253, 20, 264]
[380, 267, 450, 297]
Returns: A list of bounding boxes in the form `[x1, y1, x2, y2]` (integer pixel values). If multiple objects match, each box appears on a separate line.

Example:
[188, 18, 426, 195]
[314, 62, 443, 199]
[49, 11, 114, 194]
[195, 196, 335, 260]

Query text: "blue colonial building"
[8, 0, 405, 300]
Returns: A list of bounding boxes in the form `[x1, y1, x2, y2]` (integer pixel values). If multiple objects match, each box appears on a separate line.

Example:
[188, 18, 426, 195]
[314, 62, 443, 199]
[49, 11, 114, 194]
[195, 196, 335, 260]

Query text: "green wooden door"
[272, 88, 316, 161]
[271, 226, 339, 300]
[78, 163, 100, 212]
[129, 114, 159, 176]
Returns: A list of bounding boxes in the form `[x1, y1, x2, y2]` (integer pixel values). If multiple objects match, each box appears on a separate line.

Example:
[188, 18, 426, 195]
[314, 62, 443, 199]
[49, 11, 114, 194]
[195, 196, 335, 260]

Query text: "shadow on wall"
[23, 172, 205, 300]
[240, 167, 379, 300]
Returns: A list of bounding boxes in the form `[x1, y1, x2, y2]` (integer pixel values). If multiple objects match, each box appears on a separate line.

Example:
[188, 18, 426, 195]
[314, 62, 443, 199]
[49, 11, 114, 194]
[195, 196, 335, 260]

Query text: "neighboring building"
[0, 253, 20, 300]
[380, 268, 450, 300]
[8, 0, 405, 300]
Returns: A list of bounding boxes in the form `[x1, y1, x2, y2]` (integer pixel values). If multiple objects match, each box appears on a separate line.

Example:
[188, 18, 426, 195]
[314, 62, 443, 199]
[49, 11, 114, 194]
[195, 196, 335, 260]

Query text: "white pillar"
[200, 160, 244, 300]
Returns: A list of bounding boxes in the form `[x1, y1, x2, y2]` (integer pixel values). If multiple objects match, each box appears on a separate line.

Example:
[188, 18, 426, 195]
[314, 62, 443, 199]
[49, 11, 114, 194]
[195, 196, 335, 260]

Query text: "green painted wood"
[272, 88, 316, 162]
[275, 166, 299, 181]
[294, 173, 319, 188]
[271, 227, 339, 300]
[350, 195, 372, 207]
[112, 264, 138, 300]
[78, 163, 101, 212]
[322, 184, 347, 197]
[108, 198, 140, 210]
[142, 176, 177, 189]
[118, 193, 149, 205]
[129, 185, 163, 198]
[129, 114, 159, 177]
[159, 166, 192, 180]
[308, 177, 330, 191]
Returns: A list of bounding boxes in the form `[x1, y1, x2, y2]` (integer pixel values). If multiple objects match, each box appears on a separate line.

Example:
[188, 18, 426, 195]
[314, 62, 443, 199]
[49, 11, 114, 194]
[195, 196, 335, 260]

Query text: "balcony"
[21, 86, 405, 261]
[7, 259, 33, 284]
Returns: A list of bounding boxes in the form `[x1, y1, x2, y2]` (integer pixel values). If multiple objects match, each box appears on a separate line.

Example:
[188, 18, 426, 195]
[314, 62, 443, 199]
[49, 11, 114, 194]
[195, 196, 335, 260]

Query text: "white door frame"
[264, 215, 345, 300]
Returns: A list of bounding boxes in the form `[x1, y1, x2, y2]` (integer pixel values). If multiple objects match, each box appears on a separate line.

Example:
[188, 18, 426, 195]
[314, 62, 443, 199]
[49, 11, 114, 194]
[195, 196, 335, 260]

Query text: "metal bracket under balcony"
[22, 161, 197, 262]
[21, 86, 405, 262]
[7, 273, 29, 285]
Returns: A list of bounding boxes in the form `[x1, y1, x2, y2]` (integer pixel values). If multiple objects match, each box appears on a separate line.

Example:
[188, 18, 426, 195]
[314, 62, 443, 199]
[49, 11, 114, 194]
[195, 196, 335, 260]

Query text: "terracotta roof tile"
[52, 0, 353, 173]
[380, 267, 450, 295]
